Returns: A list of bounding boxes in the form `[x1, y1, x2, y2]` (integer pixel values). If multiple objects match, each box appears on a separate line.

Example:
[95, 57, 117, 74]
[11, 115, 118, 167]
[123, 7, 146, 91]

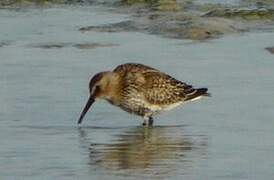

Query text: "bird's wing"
[113, 63, 158, 75]
[113, 64, 156, 98]
[142, 71, 197, 105]
[113, 63, 202, 105]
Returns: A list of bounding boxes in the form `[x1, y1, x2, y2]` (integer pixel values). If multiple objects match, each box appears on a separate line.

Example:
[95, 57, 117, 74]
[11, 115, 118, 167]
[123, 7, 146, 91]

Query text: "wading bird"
[78, 63, 209, 126]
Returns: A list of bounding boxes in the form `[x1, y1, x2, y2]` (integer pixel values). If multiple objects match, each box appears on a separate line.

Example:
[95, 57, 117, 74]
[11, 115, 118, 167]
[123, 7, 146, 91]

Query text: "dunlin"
[78, 63, 209, 126]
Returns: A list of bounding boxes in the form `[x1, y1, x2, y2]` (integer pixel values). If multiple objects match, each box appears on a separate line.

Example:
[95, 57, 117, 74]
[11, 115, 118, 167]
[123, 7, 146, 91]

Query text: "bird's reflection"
[78, 126, 207, 177]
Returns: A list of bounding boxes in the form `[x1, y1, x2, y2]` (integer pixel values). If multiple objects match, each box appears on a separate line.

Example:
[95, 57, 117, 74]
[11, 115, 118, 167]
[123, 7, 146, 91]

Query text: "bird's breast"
[104, 96, 121, 106]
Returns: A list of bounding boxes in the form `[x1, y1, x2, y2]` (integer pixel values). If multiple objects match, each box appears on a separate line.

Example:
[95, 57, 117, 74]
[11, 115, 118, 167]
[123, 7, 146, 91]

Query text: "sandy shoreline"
[2, 0, 274, 40]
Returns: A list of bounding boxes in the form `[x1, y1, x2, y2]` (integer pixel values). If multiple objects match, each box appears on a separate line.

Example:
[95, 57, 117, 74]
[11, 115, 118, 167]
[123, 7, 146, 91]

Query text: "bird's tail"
[185, 88, 210, 102]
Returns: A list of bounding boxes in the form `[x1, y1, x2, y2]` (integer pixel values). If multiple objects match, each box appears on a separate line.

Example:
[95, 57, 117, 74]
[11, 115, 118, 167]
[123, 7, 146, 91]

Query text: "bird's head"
[77, 71, 111, 124]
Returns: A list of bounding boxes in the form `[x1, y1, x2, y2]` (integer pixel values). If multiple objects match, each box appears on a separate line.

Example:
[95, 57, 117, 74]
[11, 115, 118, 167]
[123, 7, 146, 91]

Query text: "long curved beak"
[78, 96, 95, 124]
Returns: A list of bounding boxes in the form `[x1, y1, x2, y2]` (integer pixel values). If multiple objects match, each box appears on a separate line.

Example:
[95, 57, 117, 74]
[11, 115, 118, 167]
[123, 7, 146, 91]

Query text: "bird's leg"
[142, 117, 148, 126]
[142, 115, 152, 126]
[148, 117, 153, 126]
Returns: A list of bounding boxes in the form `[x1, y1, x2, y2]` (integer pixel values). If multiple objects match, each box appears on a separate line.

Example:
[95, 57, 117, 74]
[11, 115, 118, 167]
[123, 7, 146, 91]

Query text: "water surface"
[1, 5, 274, 180]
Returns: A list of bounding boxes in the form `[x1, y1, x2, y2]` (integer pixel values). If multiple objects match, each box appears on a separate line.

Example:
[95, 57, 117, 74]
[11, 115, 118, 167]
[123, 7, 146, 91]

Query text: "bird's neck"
[100, 72, 122, 105]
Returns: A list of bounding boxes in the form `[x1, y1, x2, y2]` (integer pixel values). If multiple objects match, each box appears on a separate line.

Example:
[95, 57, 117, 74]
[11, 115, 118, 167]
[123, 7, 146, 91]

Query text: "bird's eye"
[95, 85, 100, 91]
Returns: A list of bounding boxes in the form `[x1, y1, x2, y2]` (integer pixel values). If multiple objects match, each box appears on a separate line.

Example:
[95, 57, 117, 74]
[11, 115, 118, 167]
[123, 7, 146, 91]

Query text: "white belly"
[144, 101, 184, 114]
[162, 95, 205, 111]
[163, 101, 185, 111]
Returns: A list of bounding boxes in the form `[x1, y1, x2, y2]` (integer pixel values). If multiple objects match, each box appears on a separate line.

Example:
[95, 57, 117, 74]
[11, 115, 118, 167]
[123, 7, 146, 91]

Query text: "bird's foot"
[148, 117, 153, 126]
[142, 116, 153, 126]
[142, 118, 148, 126]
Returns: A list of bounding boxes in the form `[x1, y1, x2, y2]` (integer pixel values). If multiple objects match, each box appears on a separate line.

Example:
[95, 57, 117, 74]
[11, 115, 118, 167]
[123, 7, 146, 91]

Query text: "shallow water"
[1, 5, 274, 180]
[193, 0, 240, 6]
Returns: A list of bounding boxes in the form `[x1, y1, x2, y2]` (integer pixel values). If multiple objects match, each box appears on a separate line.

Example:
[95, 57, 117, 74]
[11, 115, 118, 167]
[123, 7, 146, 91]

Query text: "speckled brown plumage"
[78, 63, 209, 126]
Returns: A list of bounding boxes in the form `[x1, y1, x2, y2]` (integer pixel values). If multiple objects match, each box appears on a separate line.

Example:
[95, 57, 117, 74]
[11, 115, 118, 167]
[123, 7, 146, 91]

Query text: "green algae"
[203, 8, 274, 20]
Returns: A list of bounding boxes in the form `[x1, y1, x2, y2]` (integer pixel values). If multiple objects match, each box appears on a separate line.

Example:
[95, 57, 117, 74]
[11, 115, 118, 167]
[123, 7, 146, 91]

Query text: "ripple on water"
[27, 42, 119, 49]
